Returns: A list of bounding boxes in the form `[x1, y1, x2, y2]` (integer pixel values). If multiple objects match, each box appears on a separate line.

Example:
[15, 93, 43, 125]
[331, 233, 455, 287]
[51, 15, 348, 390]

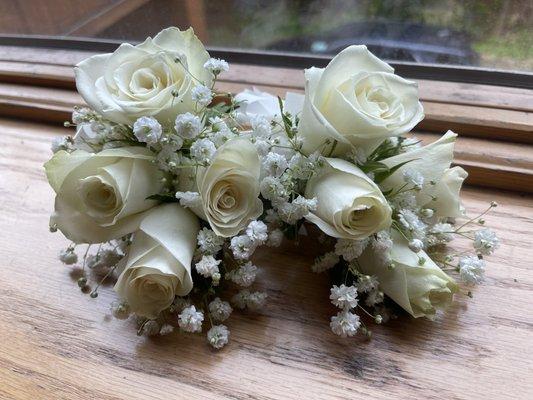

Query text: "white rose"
[235, 89, 305, 121]
[381, 131, 467, 218]
[75, 27, 212, 125]
[304, 158, 392, 239]
[115, 204, 199, 318]
[195, 138, 263, 237]
[298, 45, 424, 156]
[235, 88, 280, 119]
[431, 166, 468, 218]
[45, 147, 162, 243]
[358, 231, 458, 319]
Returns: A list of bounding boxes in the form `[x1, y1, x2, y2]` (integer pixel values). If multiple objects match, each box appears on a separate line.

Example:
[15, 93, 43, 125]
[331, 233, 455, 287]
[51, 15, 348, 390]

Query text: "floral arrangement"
[46, 27, 499, 349]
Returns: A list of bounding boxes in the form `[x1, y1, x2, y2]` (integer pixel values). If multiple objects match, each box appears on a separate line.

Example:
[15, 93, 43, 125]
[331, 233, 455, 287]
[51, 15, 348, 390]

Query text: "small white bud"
[420, 208, 434, 218]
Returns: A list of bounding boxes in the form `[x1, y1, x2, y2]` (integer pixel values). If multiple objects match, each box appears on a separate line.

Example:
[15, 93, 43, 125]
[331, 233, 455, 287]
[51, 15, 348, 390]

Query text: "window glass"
[1, 0, 531, 72]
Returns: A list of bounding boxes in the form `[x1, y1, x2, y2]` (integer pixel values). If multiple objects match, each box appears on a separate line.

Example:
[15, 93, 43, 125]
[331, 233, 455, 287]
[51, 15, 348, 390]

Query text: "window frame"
[0, 35, 532, 89]
[0, 35, 531, 193]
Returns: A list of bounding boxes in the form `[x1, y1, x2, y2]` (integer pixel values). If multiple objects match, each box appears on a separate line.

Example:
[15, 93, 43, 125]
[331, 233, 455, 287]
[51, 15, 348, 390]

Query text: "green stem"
[327, 140, 338, 157]
[455, 204, 493, 232]
[81, 245, 91, 273]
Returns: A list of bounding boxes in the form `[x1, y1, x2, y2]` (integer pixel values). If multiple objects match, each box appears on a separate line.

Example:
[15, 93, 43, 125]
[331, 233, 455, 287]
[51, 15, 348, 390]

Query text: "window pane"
[1, 0, 531, 72]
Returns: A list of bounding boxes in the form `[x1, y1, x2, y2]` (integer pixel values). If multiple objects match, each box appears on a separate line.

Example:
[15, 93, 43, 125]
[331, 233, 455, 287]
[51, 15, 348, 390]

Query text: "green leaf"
[277, 96, 295, 139]
[366, 137, 404, 162]
[360, 161, 388, 173]
[277, 96, 284, 114]
[381, 188, 394, 197]
[373, 159, 417, 184]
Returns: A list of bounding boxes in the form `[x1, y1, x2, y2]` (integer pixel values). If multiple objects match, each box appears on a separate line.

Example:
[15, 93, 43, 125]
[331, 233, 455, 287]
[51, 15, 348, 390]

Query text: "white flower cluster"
[164, 218, 268, 348]
[474, 229, 499, 255]
[239, 111, 325, 232]
[47, 28, 501, 350]
[207, 324, 230, 349]
[208, 297, 233, 322]
[59, 246, 77, 265]
[231, 290, 268, 311]
[227, 262, 258, 287]
[195, 255, 221, 279]
[204, 58, 229, 75]
[68, 106, 137, 153]
[402, 168, 424, 190]
[178, 305, 204, 333]
[311, 252, 339, 273]
[51, 52, 273, 349]
[133, 116, 162, 145]
[459, 255, 485, 284]
[325, 245, 382, 337]
[334, 238, 369, 262]
[330, 309, 361, 337]
[329, 285, 360, 337]
[370, 231, 394, 267]
[175, 113, 201, 139]
[51, 136, 74, 153]
[191, 85, 213, 107]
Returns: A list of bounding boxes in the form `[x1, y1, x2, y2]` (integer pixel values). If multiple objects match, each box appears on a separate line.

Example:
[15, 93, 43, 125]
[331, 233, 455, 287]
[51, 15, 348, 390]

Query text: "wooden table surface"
[1, 115, 532, 400]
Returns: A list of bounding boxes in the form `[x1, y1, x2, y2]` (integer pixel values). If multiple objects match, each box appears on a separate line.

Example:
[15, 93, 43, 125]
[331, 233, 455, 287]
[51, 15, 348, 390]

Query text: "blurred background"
[1, 0, 531, 72]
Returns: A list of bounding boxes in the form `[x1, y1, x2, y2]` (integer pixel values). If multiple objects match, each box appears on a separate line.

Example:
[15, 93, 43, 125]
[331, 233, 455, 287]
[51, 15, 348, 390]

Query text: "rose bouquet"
[46, 27, 499, 348]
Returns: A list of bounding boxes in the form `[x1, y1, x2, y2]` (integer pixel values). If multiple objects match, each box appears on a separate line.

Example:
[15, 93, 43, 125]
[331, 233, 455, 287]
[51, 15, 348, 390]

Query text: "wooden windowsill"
[0, 45, 532, 399]
[1, 116, 532, 399]
[0, 45, 532, 194]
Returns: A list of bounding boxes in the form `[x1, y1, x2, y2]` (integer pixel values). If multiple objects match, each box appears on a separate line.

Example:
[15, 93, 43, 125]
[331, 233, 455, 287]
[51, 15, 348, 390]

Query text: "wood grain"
[0, 76, 531, 193]
[1, 48, 531, 112]
[0, 47, 531, 144]
[0, 47, 531, 398]
[420, 133, 533, 193]
[0, 116, 532, 399]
